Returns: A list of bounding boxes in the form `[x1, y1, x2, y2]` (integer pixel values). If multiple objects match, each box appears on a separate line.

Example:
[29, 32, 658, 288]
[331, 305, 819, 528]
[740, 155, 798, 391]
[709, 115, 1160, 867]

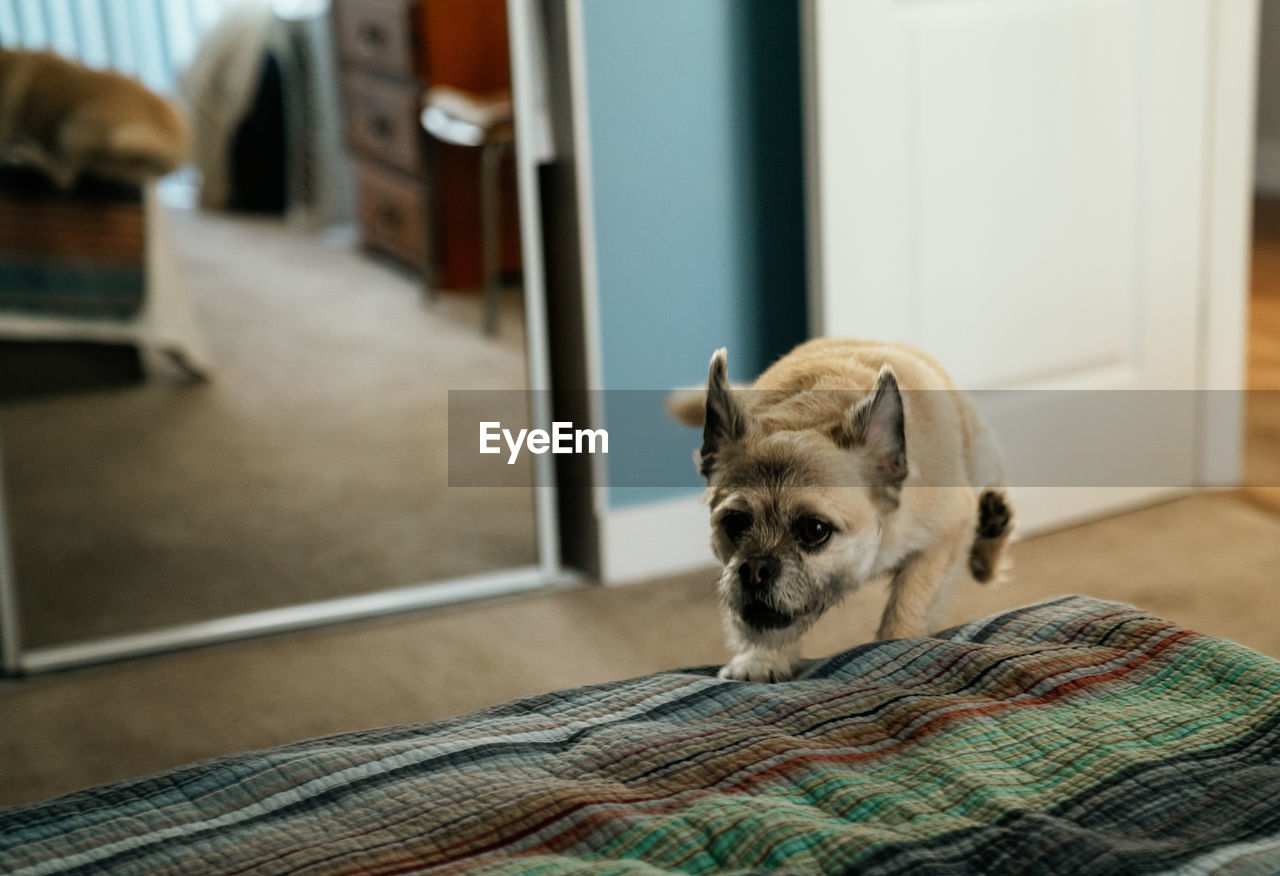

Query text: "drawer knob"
[358, 23, 386, 52]
[376, 205, 403, 234]
[366, 115, 393, 142]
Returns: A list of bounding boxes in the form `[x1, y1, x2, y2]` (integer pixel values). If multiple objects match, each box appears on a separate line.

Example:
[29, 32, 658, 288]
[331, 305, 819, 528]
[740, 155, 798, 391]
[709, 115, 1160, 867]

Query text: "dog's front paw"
[718, 652, 803, 683]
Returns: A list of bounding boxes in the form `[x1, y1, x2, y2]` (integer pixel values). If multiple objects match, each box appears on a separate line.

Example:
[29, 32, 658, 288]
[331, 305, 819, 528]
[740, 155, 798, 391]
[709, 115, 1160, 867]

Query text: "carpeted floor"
[1, 207, 538, 647]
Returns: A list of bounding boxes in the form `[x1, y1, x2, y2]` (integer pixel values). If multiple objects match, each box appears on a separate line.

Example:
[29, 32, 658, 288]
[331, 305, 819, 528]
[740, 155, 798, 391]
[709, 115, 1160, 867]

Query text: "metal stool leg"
[420, 86, 514, 335]
[0, 421, 24, 675]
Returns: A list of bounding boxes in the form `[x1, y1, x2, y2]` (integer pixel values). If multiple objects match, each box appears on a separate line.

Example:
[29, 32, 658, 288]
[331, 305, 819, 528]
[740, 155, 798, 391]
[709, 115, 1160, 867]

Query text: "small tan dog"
[0, 48, 189, 188]
[669, 338, 1012, 682]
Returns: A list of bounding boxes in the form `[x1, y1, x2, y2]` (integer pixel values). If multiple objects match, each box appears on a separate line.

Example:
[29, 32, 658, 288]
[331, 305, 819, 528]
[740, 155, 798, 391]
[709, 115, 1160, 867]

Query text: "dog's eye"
[796, 516, 834, 548]
[719, 510, 752, 543]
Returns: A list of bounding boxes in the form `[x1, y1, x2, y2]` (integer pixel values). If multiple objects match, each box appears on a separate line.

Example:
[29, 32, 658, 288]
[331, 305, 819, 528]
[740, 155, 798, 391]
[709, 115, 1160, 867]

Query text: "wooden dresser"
[333, 0, 519, 289]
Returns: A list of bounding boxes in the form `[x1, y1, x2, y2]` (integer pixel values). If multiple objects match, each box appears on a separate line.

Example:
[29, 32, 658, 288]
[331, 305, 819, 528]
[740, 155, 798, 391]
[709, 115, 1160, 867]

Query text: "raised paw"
[977, 489, 1011, 540]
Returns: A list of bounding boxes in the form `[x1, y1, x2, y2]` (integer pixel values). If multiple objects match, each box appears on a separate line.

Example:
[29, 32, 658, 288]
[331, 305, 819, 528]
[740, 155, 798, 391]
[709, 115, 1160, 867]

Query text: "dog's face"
[697, 350, 908, 640]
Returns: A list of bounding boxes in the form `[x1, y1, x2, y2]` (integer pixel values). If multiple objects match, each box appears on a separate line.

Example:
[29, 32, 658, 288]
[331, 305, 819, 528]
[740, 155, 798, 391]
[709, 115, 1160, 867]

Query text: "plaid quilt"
[2, 595, 1278, 875]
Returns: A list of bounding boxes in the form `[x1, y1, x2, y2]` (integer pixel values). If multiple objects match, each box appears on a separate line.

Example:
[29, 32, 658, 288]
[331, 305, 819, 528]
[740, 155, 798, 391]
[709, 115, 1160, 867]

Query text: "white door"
[805, 0, 1256, 533]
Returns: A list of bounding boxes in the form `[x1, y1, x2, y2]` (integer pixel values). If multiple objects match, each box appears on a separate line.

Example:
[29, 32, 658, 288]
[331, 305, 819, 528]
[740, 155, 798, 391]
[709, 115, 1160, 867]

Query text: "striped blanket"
[2, 595, 1278, 874]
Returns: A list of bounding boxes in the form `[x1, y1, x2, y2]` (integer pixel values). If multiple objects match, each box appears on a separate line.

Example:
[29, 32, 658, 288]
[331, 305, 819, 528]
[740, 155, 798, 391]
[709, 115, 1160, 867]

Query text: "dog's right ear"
[699, 348, 746, 478]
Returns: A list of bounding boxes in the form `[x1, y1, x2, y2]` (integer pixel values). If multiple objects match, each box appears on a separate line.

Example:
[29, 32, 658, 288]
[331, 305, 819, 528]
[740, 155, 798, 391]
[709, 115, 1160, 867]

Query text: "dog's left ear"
[839, 366, 908, 486]
[700, 348, 747, 478]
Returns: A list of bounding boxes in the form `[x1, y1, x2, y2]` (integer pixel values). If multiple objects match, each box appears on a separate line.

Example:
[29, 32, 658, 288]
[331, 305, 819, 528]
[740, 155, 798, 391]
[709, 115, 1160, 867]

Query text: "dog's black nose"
[738, 557, 779, 592]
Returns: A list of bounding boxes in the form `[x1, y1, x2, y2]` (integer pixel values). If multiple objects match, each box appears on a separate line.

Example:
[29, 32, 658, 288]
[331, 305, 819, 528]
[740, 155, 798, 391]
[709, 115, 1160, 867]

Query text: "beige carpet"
[2, 490, 1278, 807]
[1, 208, 537, 647]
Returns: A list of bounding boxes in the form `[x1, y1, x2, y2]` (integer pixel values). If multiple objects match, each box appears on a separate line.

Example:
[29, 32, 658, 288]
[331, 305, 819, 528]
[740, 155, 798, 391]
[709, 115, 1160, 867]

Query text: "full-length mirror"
[0, 0, 554, 670]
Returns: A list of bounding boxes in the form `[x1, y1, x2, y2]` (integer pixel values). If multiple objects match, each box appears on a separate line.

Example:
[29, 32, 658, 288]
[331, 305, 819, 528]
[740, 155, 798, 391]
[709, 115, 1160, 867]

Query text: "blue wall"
[580, 0, 808, 508]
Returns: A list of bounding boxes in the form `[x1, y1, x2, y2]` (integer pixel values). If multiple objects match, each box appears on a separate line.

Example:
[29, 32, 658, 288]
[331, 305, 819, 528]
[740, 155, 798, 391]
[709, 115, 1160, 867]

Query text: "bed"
[2, 595, 1278, 874]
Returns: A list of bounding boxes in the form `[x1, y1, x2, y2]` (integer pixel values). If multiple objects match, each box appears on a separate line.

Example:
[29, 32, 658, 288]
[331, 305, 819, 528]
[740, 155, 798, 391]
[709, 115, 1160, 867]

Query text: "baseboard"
[599, 493, 716, 585]
[1256, 138, 1280, 194]
[595, 485, 1195, 585]
[1005, 486, 1192, 540]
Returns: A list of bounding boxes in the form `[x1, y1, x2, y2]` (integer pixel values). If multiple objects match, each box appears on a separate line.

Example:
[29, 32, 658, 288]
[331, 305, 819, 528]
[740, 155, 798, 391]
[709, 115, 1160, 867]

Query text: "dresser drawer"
[334, 0, 417, 78]
[356, 161, 428, 268]
[343, 71, 422, 174]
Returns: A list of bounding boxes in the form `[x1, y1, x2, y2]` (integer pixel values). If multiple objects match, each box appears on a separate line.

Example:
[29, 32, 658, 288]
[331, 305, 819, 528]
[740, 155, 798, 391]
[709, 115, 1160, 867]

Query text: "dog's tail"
[665, 388, 706, 427]
[969, 488, 1013, 584]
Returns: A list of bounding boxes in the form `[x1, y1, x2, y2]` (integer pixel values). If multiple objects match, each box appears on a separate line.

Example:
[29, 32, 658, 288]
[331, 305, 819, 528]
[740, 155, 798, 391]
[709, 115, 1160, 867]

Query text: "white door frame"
[1198, 0, 1260, 487]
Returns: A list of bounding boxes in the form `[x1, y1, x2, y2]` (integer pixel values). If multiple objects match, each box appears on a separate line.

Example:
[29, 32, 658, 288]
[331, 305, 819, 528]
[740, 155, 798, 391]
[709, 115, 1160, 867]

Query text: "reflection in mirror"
[0, 0, 541, 658]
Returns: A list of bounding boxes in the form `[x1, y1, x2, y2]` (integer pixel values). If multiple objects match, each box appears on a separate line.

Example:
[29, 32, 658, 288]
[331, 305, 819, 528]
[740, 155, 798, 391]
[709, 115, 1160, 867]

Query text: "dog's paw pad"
[977, 490, 1011, 539]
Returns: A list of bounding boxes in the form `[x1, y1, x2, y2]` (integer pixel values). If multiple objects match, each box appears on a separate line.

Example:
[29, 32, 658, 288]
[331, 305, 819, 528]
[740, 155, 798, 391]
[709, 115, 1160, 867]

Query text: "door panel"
[913, 2, 1139, 388]
[806, 0, 1210, 532]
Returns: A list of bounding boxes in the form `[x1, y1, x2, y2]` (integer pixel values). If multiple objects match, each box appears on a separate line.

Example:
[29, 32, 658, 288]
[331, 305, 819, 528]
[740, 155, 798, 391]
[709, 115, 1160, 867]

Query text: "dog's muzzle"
[740, 599, 795, 630]
[736, 557, 793, 630]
